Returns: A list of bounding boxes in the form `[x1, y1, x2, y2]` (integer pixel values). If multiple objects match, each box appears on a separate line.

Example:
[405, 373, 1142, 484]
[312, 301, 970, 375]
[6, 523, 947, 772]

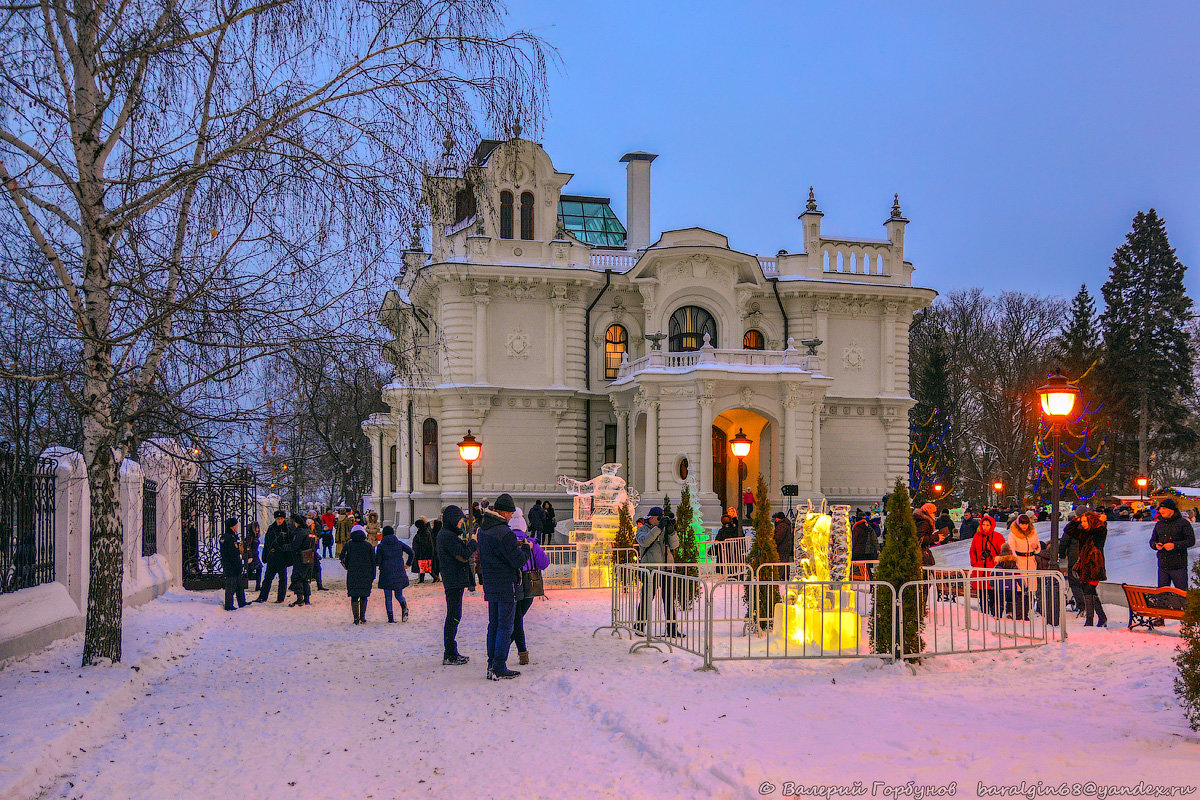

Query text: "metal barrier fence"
[540, 544, 638, 589]
[142, 478, 158, 557]
[702, 536, 750, 566]
[898, 570, 1067, 660]
[600, 564, 1069, 670]
[0, 454, 57, 594]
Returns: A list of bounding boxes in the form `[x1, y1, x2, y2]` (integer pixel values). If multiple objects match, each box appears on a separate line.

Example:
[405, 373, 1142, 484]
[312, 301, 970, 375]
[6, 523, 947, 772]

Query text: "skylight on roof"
[558, 195, 626, 248]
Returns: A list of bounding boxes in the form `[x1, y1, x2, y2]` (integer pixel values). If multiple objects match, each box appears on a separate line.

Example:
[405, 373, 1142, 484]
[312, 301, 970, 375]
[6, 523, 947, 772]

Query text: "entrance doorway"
[711, 426, 727, 510]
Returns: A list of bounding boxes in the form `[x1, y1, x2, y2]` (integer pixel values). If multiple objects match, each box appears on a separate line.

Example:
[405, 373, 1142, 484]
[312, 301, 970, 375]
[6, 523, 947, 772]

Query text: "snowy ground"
[2, 559, 1200, 800]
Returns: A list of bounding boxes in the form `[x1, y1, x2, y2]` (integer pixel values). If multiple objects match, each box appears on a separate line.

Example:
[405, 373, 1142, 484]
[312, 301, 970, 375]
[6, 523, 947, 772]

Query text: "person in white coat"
[1008, 513, 1041, 586]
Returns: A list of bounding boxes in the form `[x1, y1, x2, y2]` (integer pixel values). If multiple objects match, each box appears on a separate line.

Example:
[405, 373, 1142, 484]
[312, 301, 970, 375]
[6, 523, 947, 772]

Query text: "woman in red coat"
[970, 515, 1005, 615]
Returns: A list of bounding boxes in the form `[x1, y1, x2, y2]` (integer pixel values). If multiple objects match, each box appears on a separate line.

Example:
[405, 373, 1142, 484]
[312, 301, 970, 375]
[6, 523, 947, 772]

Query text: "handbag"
[418, 559, 433, 574]
[301, 549, 314, 565]
[522, 564, 545, 598]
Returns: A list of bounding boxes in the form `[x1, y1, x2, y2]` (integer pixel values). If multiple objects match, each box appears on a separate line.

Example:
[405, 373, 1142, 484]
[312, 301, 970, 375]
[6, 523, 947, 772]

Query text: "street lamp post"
[1036, 369, 1080, 567]
[730, 428, 753, 523]
[457, 430, 482, 522]
[992, 480, 1004, 508]
[1135, 476, 1149, 507]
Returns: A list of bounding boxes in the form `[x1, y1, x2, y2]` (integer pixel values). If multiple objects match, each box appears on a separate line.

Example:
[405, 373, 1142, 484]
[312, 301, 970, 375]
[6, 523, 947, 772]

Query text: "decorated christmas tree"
[614, 504, 636, 565]
[746, 474, 781, 630]
[872, 479, 924, 658]
[1031, 392, 1107, 503]
[1174, 557, 1200, 730]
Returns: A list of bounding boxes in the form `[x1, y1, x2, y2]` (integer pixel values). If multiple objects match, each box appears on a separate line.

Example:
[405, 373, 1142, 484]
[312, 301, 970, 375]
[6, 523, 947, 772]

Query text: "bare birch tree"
[0, 0, 547, 664]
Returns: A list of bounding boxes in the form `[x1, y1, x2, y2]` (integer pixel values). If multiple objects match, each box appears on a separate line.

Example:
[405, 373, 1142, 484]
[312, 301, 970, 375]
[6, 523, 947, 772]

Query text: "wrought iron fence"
[0, 453, 57, 594]
[181, 479, 253, 590]
[142, 479, 158, 557]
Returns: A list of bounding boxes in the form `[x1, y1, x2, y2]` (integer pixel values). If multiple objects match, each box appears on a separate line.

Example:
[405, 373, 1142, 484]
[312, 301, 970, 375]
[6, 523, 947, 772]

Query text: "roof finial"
[511, 119, 522, 139]
[891, 193, 903, 219]
[409, 221, 422, 250]
[442, 131, 454, 157]
[806, 186, 819, 213]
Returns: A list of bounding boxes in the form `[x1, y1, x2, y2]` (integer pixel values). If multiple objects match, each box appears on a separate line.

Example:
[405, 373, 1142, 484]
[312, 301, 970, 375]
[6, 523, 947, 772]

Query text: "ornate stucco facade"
[364, 134, 935, 526]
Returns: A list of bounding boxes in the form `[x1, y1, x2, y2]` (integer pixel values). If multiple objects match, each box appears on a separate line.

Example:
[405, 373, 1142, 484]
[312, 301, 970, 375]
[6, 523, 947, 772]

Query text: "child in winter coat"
[377, 526, 415, 623]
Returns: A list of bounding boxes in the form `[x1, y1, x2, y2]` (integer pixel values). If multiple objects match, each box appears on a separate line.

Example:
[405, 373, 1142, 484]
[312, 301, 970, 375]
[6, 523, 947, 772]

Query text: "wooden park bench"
[1122, 583, 1188, 631]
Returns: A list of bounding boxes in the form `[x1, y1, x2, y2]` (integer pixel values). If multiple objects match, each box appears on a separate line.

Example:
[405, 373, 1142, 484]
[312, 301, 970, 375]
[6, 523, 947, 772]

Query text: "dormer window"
[520, 192, 534, 240]
[499, 191, 514, 239]
[453, 188, 476, 225]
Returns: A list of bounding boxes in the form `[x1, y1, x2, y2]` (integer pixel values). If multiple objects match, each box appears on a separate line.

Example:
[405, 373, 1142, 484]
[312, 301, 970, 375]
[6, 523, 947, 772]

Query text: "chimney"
[620, 151, 657, 250]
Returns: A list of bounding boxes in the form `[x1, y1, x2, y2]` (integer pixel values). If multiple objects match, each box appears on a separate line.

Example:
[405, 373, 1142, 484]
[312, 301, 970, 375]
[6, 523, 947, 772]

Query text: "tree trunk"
[81, 445, 123, 665]
[1139, 390, 1150, 479]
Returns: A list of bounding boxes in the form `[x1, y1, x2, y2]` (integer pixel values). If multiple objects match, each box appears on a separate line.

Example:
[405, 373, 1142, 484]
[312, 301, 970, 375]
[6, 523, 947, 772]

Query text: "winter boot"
[351, 599, 360, 625]
[518, 651, 530, 665]
[1082, 595, 1094, 627]
[360, 598, 368, 623]
[1096, 601, 1108, 627]
[401, 605, 409, 623]
[387, 608, 396, 623]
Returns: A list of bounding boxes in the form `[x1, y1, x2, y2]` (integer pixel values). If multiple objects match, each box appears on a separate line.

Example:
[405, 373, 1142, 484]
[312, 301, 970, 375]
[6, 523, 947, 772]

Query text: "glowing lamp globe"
[457, 430, 481, 464]
[730, 429, 753, 459]
[1135, 477, 1149, 489]
[933, 484, 943, 494]
[993, 481, 1004, 492]
[1037, 369, 1079, 419]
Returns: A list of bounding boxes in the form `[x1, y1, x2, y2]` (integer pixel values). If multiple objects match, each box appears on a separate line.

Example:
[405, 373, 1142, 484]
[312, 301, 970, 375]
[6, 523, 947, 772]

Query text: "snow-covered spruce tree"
[1174, 557, 1200, 730]
[746, 474, 781, 630]
[614, 504, 636, 565]
[872, 479, 924, 658]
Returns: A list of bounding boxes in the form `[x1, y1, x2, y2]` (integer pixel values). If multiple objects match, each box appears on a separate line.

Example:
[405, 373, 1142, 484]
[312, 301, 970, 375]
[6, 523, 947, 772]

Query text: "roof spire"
[409, 221, 422, 250]
[806, 186, 819, 213]
[890, 193, 903, 219]
[442, 131, 454, 157]
[511, 119, 523, 139]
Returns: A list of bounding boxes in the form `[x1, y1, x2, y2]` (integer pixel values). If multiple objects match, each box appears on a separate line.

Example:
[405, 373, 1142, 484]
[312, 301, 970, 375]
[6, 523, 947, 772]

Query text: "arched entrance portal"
[712, 409, 773, 516]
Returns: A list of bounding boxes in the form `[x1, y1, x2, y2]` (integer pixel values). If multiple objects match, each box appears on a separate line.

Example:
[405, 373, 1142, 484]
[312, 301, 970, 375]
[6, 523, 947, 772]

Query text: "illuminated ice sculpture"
[772, 504, 859, 652]
[557, 463, 639, 587]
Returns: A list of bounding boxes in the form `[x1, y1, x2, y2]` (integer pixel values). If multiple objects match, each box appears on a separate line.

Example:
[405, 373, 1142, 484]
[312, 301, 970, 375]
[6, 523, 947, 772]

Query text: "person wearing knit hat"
[1150, 497, 1196, 590]
[437, 505, 477, 665]
[477, 493, 529, 680]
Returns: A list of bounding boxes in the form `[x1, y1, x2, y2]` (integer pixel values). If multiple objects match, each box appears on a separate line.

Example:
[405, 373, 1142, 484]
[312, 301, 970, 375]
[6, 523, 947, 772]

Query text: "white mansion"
[363, 133, 935, 526]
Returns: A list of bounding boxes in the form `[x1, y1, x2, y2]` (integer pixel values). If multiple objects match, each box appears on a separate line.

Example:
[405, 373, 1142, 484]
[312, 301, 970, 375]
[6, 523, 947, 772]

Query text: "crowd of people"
[217, 494, 551, 682]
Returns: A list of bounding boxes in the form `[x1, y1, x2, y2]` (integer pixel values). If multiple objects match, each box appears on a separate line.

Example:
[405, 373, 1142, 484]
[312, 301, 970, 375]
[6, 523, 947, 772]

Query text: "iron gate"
[181, 479, 253, 590]
[0, 451, 57, 594]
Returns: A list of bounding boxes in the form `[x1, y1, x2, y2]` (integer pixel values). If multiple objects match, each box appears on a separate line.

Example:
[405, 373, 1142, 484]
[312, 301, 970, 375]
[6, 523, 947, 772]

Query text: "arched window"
[604, 324, 628, 380]
[668, 305, 717, 352]
[519, 191, 535, 240]
[453, 189, 476, 224]
[499, 191, 513, 239]
[743, 329, 765, 350]
[421, 418, 438, 484]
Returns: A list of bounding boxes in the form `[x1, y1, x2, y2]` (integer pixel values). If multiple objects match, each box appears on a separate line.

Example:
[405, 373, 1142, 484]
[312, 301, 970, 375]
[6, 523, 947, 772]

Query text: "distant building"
[364, 132, 935, 526]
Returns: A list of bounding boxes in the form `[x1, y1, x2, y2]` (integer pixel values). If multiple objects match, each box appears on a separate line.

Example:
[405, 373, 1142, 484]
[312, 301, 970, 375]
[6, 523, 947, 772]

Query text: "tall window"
[604, 324, 628, 380]
[453, 189, 476, 224]
[519, 191, 535, 240]
[669, 305, 717, 352]
[743, 329, 765, 350]
[388, 445, 397, 491]
[604, 424, 617, 465]
[499, 191, 513, 239]
[421, 418, 438, 484]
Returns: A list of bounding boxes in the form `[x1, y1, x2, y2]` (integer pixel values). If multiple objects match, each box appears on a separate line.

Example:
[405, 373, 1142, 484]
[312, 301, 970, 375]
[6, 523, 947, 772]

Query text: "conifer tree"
[661, 495, 673, 521]
[872, 479, 924, 658]
[672, 485, 701, 607]
[614, 504, 636, 565]
[909, 329, 954, 502]
[1101, 210, 1196, 486]
[1174, 557, 1200, 730]
[745, 474, 781, 629]
[1058, 284, 1100, 376]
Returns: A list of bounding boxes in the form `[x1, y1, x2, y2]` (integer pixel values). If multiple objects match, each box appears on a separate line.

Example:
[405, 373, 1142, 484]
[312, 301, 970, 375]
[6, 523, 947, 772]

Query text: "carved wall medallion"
[842, 341, 865, 371]
[739, 386, 755, 408]
[505, 327, 531, 359]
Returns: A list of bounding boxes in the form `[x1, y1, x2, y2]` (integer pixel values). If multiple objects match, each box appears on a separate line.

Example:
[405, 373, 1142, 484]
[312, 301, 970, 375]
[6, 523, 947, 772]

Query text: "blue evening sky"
[504, 1, 1199, 301]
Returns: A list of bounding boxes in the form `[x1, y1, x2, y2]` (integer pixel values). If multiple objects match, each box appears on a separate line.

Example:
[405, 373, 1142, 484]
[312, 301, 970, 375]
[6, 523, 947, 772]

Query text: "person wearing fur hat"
[1008, 514, 1041, 573]
[256, 510, 292, 603]
[477, 493, 530, 680]
[340, 524, 377, 624]
[1150, 497, 1195, 590]
[220, 518, 248, 610]
[436, 505, 477, 665]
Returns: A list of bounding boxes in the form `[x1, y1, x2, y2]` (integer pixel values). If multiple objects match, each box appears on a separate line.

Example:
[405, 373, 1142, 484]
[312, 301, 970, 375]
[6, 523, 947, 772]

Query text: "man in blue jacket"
[476, 493, 530, 680]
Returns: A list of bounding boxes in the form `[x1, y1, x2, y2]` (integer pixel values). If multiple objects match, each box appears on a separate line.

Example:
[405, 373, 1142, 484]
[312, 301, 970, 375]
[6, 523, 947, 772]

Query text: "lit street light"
[730, 428, 752, 523]
[458, 430, 482, 521]
[1037, 368, 1080, 566]
[1135, 476, 1149, 506]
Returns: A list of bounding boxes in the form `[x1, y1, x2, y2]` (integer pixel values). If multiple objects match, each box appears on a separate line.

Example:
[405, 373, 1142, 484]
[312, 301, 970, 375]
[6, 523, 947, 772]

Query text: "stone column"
[138, 439, 195, 591]
[783, 392, 800, 487]
[815, 298, 830, 373]
[882, 301, 898, 393]
[698, 395, 714, 498]
[473, 283, 490, 384]
[811, 403, 823, 495]
[552, 291, 567, 386]
[615, 410, 629, 472]
[374, 430, 386, 515]
[644, 401, 660, 495]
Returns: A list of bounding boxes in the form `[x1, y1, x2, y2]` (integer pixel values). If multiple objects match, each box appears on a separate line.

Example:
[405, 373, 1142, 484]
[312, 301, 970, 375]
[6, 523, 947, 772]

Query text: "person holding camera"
[436, 505, 477, 665]
[634, 507, 680, 637]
